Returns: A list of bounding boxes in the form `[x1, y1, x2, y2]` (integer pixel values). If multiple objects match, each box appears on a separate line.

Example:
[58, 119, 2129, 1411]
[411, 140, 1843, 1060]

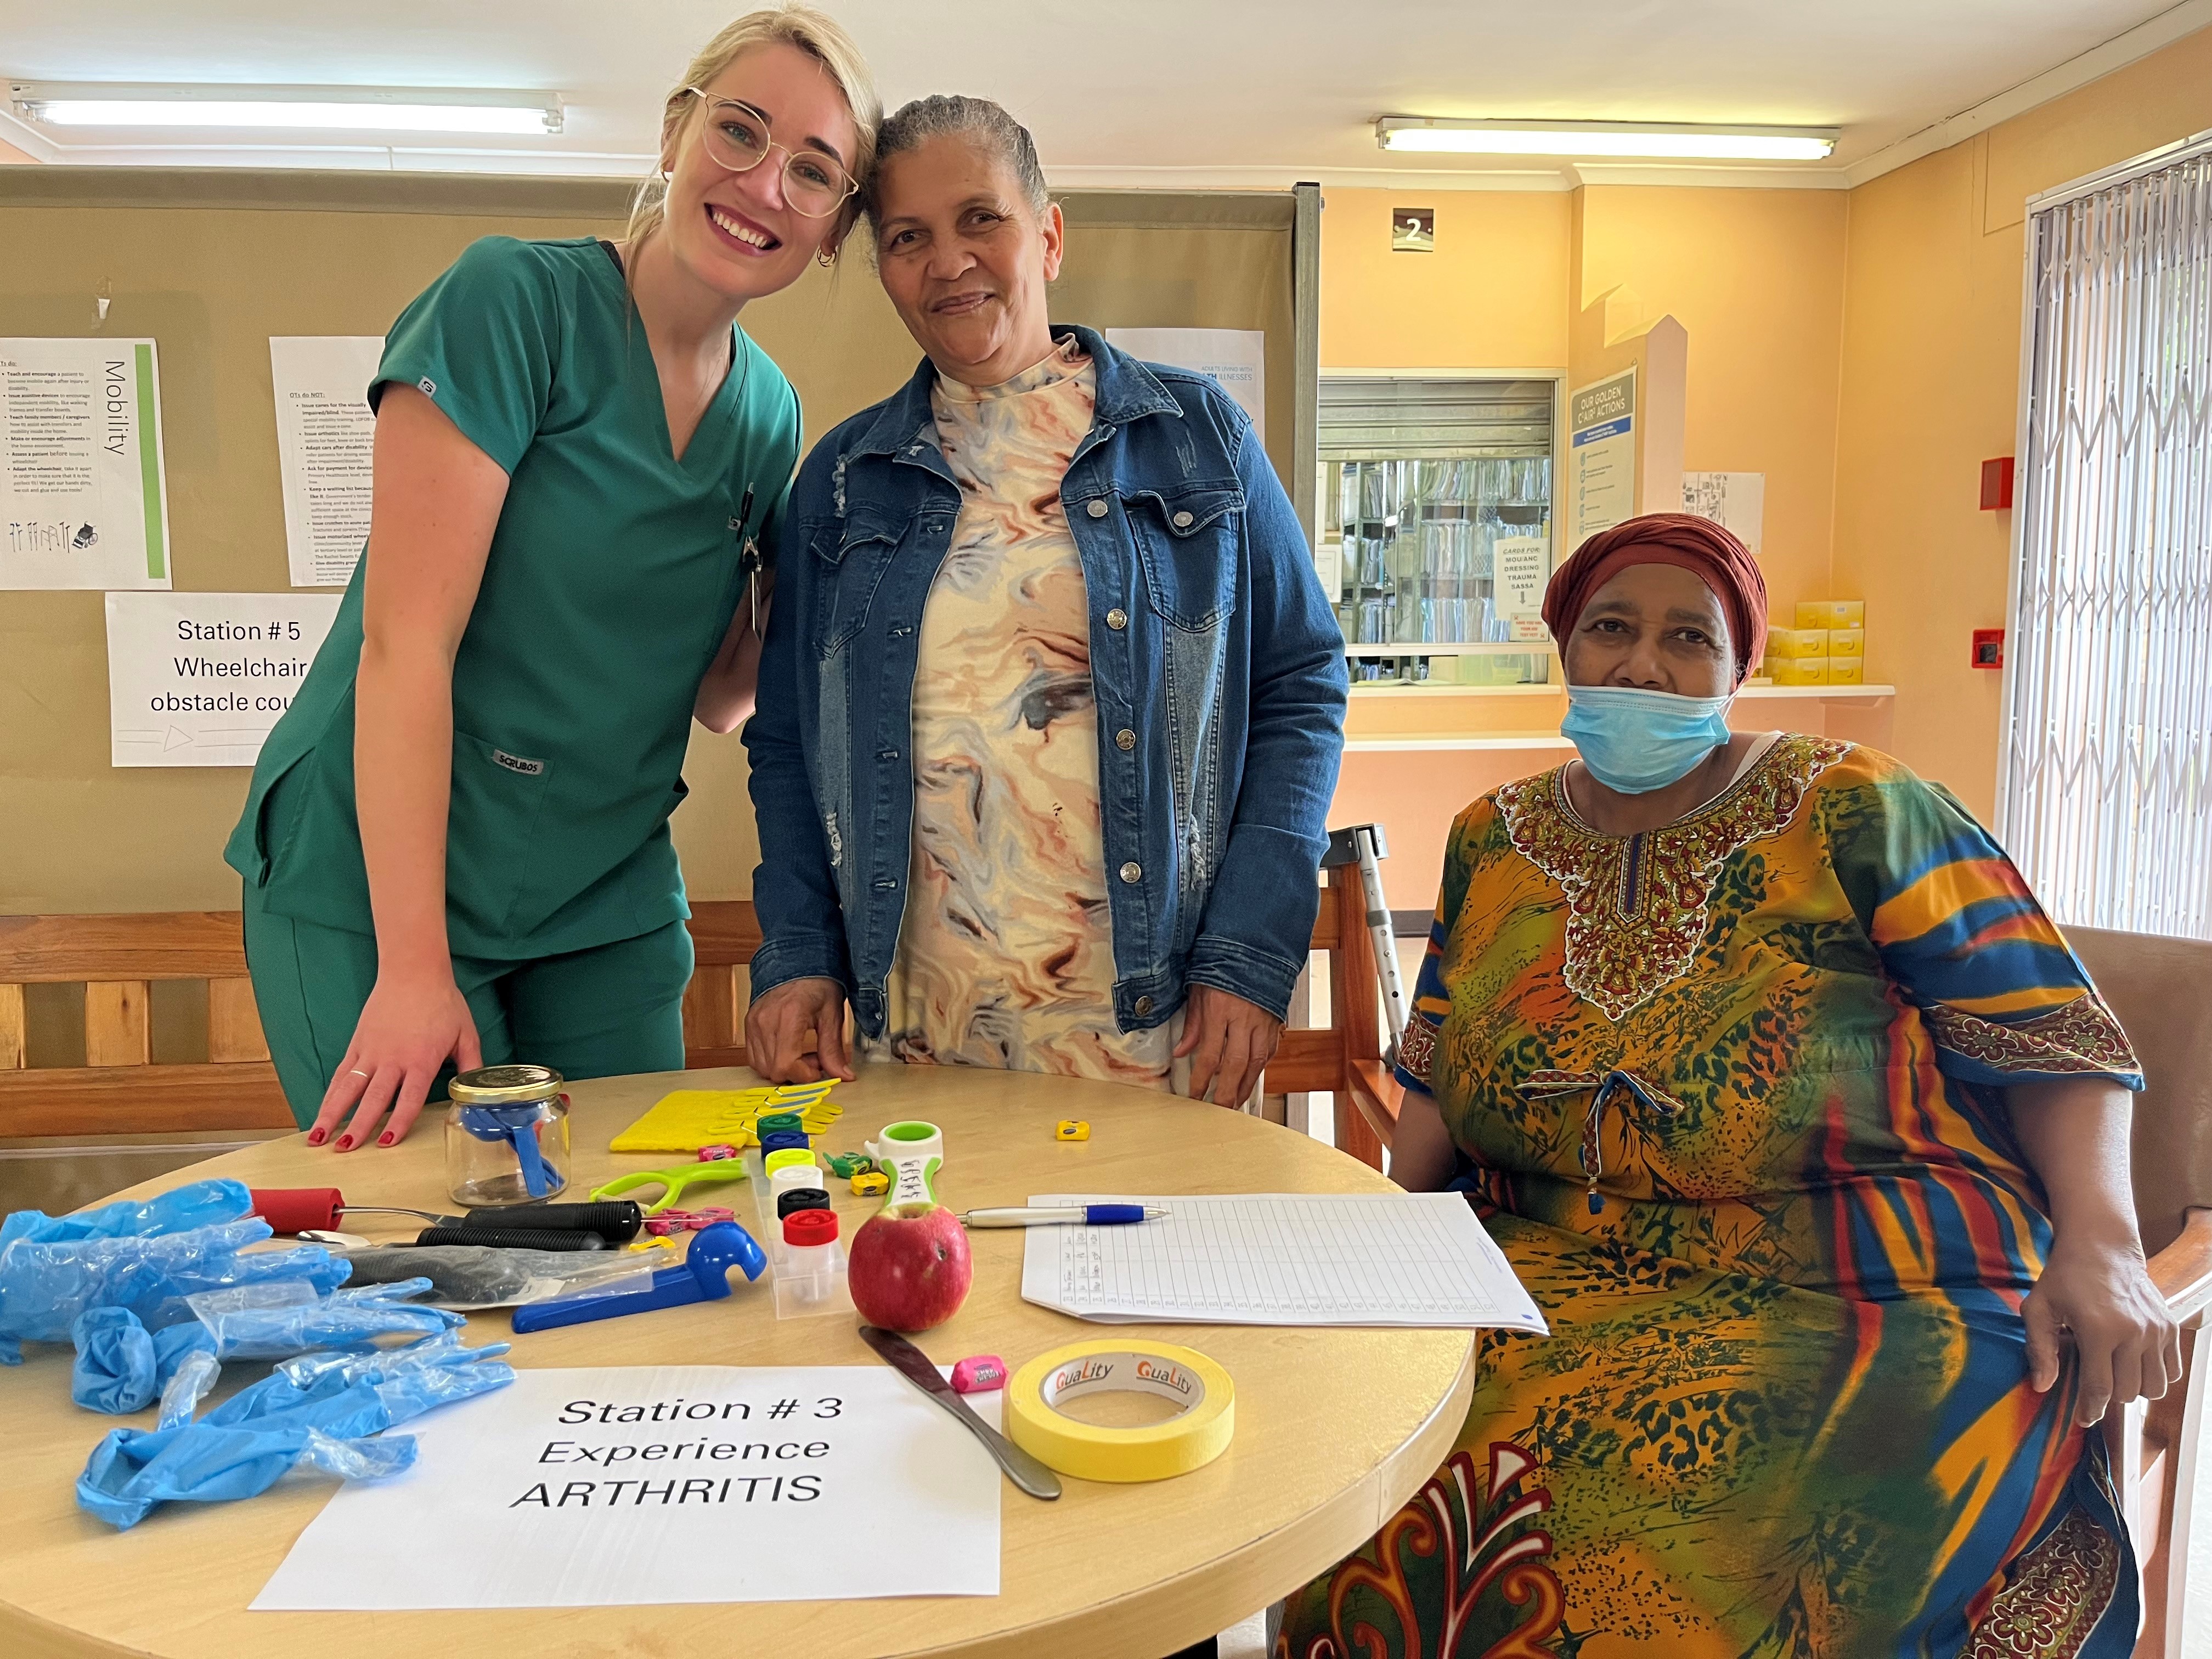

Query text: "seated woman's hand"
[1175, 984, 1284, 1107]
[307, 970, 482, 1151]
[2023, 1232, 2183, 1426]
[746, 977, 856, 1084]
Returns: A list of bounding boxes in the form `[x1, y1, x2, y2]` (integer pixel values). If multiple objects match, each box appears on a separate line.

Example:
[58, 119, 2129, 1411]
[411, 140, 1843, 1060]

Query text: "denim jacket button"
[1086, 499, 1109, 519]
[1118, 862, 1142, 884]
[1105, 608, 1128, 630]
[1172, 510, 1194, 529]
[1115, 729, 1136, 751]
[1134, 995, 1154, 1017]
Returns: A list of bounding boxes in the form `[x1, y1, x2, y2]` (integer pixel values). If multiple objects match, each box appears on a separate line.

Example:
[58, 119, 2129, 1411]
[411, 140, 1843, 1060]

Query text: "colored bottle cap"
[776, 1186, 832, 1219]
[763, 1147, 816, 1176]
[758, 1130, 811, 1154]
[756, 1112, 804, 1134]
[782, 1208, 838, 1246]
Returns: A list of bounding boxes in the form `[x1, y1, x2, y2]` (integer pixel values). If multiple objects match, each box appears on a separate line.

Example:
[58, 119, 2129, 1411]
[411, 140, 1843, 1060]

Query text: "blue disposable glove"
[80, 1339, 514, 1529]
[277, 1327, 512, 1388]
[0, 1220, 347, 1352]
[2, 1181, 259, 1364]
[188, 1279, 463, 1362]
[69, 1309, 218, 1415]
[1, 1179, 252, 1255]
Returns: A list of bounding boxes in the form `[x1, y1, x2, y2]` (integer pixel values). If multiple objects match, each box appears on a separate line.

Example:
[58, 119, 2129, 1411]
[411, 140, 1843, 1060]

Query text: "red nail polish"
[378, 1132, 396, 1147]
[335, 1136, 354, 1152]
[306, 1130, 326, 1146]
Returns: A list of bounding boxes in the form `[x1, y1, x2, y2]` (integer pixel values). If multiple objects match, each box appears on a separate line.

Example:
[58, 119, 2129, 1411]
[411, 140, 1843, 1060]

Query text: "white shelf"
[1342, 641, 1558, 658]
[1346, 734, 1572, 753]
[1345, 681, 1894, 702]
[1350, 681, 1558, 697]
[1737, 684, 1895, 699]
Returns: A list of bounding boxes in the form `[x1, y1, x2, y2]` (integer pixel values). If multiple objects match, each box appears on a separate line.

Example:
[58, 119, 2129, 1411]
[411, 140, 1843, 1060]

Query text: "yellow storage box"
[1766, 628, 1829, 659]
[1827, 657, 1864, 685]
[1769, 656, 1832, 686]
[1827, 629, 1864, 658]
[1795, 600, 1866, 630]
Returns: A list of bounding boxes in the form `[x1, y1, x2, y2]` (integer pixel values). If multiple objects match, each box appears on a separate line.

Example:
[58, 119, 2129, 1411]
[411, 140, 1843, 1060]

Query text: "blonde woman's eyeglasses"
[681, 88, 856, 219]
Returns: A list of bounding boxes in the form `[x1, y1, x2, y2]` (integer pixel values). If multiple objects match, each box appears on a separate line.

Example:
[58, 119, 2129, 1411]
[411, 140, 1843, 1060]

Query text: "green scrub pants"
[242, 885, 694, 1128]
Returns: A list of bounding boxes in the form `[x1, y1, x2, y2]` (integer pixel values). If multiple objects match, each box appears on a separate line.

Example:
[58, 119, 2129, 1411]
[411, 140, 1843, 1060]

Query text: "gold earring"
[817, 246, 837, 268]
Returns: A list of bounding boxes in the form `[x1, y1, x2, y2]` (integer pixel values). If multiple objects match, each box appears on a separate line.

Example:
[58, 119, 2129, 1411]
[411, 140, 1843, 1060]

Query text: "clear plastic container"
[444, 1064, 570, 1207]
[774, 1207, 852, 1319]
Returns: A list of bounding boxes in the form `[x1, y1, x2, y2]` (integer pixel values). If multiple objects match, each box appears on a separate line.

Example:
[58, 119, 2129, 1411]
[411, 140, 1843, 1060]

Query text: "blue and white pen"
[958, 1205, 1170, 1228]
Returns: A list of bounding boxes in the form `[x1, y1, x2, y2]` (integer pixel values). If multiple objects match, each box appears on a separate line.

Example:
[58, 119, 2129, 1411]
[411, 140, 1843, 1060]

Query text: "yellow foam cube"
[1827, 629, 1864, 658]
[1796, 600, 1865, 630]
[1056, 1120, 1091, 1141]
[1769, 657, 1831, 686]
[1767, 628, 1829, 659]
[1827, 657, 1864, 685]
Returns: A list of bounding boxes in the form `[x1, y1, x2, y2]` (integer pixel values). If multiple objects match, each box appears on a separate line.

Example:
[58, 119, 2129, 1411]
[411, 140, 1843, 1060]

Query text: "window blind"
[1319, 377, 1553, 460]
[2000, 131, 2212, 938]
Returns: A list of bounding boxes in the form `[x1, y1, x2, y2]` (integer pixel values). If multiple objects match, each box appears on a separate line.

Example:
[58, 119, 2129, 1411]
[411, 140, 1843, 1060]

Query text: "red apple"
[847, 1202, 972, 1332]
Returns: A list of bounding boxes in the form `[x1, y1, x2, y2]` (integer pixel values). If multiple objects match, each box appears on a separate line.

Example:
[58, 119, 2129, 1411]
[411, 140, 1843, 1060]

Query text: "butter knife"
[857, 1325, 1062, 1500]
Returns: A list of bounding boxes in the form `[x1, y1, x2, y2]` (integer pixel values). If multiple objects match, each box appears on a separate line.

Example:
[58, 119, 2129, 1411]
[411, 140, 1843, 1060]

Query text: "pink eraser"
[950, 1355, 1007, 1394]
[697, 1144, 741, 1162]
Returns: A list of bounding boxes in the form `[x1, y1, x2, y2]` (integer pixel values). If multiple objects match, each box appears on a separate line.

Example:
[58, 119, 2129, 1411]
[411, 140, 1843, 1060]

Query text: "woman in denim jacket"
[743, 94, 1347, 1109]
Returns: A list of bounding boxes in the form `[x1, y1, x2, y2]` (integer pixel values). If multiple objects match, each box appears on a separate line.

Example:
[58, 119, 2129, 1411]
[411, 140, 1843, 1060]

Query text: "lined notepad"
[1019, 1193, 1548, 1331]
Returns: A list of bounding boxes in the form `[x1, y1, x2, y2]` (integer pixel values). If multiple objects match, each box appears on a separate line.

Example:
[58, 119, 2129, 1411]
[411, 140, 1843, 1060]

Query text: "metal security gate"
[1999, 128, 2212, 939]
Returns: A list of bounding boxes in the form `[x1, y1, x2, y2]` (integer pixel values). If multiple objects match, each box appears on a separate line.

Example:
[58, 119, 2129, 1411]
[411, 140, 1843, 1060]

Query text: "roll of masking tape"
[1006, 1340, 1233, 1482]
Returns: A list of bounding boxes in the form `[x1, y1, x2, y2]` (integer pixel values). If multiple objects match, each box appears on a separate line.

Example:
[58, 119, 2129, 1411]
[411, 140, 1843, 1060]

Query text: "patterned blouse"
[860, 341, 1172, 1087]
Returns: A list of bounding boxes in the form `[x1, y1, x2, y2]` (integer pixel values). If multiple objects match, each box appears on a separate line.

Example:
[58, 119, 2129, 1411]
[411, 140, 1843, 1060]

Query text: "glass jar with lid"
[444, 1064, 571, 1207]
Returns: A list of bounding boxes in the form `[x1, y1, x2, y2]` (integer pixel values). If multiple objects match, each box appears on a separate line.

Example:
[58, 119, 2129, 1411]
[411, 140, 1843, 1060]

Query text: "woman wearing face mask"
[226, 8, 879, 1149]
[1280, 515, 2174, 1658]
[744, 95, 1346, 1108]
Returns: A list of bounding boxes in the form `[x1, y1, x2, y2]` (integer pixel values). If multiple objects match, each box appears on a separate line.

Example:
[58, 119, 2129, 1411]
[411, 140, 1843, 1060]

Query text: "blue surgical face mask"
[1560, 684, 1734, 795]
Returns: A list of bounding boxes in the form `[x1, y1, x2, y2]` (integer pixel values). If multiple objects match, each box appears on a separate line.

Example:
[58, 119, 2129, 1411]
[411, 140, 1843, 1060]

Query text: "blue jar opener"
[509, 1220, 766, 1333]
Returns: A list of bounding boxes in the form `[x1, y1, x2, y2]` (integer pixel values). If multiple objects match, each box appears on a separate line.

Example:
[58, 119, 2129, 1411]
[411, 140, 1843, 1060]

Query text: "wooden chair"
[0, 902, 768, 1140]
[1260, 859, 1403, 1169]
[2067, 926, 2212, 1659]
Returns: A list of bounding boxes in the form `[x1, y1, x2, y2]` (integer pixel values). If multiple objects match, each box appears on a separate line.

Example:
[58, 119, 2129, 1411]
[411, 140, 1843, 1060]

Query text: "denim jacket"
[744, 325, 1348, 1037]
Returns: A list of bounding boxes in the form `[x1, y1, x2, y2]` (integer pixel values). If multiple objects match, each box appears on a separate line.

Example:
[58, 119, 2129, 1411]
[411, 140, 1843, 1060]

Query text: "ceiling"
[1, 0, 2204, 188]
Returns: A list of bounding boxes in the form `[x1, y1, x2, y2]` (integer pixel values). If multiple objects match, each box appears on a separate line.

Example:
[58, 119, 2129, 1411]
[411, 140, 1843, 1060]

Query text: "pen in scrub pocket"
[733, 484, 760, 633]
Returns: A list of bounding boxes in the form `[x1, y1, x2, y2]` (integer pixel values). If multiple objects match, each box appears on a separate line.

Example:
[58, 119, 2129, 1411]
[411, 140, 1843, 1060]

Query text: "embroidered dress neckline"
[1552, 735, 1788, 845]
[936, 337, 1091, 404]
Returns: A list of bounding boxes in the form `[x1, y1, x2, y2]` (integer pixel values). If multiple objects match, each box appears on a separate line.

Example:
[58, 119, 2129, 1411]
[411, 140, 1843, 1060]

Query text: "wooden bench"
[0, 894, 1386, 1150]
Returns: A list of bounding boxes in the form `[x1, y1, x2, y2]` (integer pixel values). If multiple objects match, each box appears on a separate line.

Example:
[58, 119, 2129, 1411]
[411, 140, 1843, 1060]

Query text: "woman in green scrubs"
[225, 8, 880, 1150]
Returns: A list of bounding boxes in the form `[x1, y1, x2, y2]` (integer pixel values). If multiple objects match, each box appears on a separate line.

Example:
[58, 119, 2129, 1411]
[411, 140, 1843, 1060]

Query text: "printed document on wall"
[271, 336, 383, 587]
[0, 338, 171, 590]
[1102, 328, 1266, 443]
[1567, 368, 1635, 547]
[106, 591, 341, 767]
[253, 1365, 1001, 1609]
[1680, 471, 1764, 556]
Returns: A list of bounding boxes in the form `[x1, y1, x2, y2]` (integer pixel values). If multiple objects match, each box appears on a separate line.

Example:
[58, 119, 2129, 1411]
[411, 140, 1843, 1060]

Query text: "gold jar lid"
[447, 1063, 565, 1105]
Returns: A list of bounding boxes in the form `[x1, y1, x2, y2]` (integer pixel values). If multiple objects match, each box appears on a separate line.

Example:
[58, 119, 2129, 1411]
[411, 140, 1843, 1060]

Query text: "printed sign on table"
[252, 1365, 1002, 1610]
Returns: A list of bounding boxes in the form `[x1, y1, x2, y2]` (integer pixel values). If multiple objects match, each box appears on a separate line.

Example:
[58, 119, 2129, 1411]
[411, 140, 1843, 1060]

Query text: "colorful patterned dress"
[1280, 735, 2144, 1659]
[860, 341, 1173, 1087]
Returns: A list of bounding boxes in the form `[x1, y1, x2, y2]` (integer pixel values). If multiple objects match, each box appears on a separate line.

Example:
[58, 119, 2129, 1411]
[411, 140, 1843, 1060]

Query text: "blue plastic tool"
[507, 1222, 766, 1334]
[457, 1104, 553, 1199]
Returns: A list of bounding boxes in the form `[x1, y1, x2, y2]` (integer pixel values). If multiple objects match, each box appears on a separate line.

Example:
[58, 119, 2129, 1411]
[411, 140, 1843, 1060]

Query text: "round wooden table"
[0, 1066, 1476, 1659]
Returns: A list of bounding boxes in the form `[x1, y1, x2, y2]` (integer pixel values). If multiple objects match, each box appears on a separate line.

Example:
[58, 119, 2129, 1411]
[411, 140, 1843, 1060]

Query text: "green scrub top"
[225, 235, 799, 961]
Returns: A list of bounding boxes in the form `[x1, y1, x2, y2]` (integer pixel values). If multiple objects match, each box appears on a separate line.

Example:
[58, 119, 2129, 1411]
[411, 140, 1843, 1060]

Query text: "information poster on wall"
[1567, 367, 1635, 546]
[1102, 328, 1265, 443]
[0, 337, 171, 591]
[1494, 535, 1552, 636]
[1681, 470, 1765, 555]
[252, 1365, 1001, 1610]
[105, 590, 341, 767]
[271, 335, 383, 588]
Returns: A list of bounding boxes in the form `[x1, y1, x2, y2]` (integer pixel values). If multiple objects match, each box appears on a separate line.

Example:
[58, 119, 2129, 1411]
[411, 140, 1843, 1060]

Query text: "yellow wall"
[0, 137, 36, 165]
[1318, 189, 1568, 369]
[1831, 24, 2212, 821]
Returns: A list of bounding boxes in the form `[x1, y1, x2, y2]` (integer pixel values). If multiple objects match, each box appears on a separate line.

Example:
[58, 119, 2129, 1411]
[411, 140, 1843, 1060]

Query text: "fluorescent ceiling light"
[11, 83, 563, 135]
[1376, 119, 1837, 162]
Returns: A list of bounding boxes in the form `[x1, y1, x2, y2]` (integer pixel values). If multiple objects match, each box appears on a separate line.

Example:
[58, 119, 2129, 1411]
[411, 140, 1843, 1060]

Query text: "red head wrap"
[1540, 512, 1768, 684]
